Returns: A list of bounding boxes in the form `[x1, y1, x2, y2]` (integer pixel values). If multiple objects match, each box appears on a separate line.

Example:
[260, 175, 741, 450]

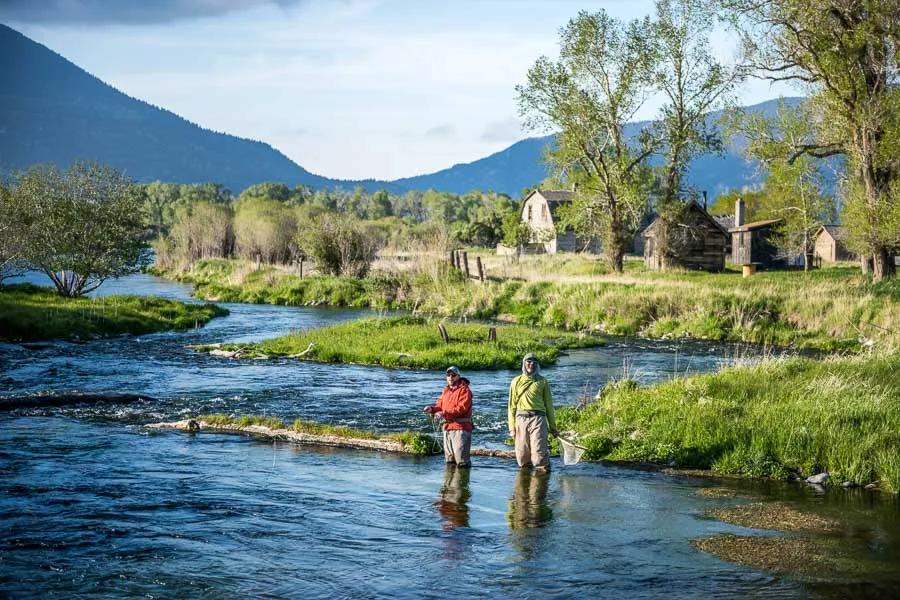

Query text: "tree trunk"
[872, 247, 896, 282]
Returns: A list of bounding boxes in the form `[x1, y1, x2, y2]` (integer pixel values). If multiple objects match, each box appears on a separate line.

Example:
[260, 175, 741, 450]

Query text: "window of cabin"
[542, 204, 548, 220]
[527, 205, 532, 221]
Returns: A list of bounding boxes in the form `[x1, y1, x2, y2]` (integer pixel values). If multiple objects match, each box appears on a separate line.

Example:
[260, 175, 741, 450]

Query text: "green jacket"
[508, 374, 556, 432]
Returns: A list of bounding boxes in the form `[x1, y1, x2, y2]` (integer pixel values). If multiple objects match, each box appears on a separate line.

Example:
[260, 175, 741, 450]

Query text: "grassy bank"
[155, 258, 899, 351]
[197, 413, 441, 455]
[0, 283, 228, 342]
[196, 315, 603, 369]
[557, 351, 900, 493]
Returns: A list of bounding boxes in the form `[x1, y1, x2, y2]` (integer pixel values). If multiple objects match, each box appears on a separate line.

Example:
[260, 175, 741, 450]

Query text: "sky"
[0, 0, 796, 181]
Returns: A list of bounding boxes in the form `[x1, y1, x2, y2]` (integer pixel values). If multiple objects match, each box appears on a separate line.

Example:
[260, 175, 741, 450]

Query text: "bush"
[298, 213, 381, 278]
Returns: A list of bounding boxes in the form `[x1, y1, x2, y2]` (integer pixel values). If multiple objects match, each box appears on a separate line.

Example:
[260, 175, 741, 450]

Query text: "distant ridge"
[0, 23, 397, 193]
[1, 23, 807, 198]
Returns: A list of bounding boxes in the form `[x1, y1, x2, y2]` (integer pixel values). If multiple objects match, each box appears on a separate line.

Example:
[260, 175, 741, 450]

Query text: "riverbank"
[153, 258, 899, 352]
[557, 350, 900, 494]
[0, 283, 228, 342]
[193, 315, 604, 369]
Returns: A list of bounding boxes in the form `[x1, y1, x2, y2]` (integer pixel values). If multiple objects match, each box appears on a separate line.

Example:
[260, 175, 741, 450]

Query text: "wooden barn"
[814, 225, 856, 263]
[642, 201, 729, 271]
[518, 189, 598, 254]
[729, 198, 782, 273]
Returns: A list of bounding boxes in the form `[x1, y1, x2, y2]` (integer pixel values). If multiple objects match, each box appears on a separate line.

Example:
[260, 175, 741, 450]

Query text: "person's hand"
[509, 428, 516, 438]
[423, 406, 434, 414]
[434, 411, 444, 421]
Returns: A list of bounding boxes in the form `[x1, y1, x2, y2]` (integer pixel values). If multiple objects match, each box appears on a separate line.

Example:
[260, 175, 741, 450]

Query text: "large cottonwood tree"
[517, 10, 657, 272]
[651, 0, 739, 268]
[725, 0, 900, 280]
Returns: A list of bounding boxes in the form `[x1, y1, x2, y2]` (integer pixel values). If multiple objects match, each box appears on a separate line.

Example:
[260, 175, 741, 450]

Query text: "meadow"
[0, 283, 228, 341]
[196, 315, 604, 370]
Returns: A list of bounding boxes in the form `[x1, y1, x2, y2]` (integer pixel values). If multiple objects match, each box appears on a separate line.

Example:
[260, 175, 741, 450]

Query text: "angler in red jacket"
[423, 366, 474, 467]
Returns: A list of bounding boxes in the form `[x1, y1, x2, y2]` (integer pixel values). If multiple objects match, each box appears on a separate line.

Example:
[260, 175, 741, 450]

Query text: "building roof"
[522, 189, 575, 220]
[713, 214, 735, 231]
[729, 218, 781, 233]
[818, 224, 849, 241]
[642, 201, 729, 238]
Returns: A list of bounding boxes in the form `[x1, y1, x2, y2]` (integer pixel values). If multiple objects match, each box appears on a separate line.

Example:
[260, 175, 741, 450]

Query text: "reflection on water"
[507, 469, 553, 561]
[436, 466, 471, 531]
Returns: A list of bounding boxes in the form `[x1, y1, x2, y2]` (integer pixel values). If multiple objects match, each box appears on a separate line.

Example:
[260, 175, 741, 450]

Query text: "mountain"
[0, 23, 398, 194]
[397, 98, 808, 197]
[1, 23, 811, 199]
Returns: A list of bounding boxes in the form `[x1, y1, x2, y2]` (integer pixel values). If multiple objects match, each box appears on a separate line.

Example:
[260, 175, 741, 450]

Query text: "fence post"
[476, 256, 484, 282]
[299, 257, 304, 279]
[438, 323, 450, 343]
[488, 327, 496, 342]
[462, 251, 470, 279]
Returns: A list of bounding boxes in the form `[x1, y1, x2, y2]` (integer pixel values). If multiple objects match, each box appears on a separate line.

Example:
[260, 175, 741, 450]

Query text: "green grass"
[155, 258, 900, 351]
[198, 315, 604, 369]
[197, 413, 441, 454]
[557, 351, 900, 493]
[0, 283, 228, 342]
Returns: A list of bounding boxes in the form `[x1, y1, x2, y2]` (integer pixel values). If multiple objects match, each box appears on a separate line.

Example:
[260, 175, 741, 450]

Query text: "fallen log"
[0, 392, 156, 411]
[147, 419, 515, 459]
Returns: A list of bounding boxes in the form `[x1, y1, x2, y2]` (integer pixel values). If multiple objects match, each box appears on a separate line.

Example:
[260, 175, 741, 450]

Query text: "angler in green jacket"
[508, 353, 558, 470]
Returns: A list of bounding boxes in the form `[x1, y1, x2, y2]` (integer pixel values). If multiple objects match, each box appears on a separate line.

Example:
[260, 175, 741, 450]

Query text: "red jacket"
[431, 378, 473, 432]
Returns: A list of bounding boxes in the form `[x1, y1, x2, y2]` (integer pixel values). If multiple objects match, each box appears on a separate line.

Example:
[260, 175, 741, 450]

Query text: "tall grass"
[203, 315, 604, 369]
[0, 283, 228, 342]
[155, 258, 899, 351]
[557, 351, 900, 493]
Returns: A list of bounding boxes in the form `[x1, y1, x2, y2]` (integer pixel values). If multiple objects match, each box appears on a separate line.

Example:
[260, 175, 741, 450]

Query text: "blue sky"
[2, 0, 796, 180]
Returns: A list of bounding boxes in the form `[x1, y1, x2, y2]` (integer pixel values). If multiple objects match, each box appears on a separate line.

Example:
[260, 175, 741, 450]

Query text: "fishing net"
[557, 434, 587, 466]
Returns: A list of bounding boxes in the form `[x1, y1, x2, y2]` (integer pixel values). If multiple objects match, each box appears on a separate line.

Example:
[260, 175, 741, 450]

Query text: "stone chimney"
[735, 197, 745, 227]
[701, 190, 708, 210]
[571, 182, 578, 193]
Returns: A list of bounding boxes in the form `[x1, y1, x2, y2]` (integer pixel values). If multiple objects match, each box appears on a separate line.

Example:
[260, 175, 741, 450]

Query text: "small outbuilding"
[814, 225, 856, 263]
[729, 198, 782, 273]
[517, 189, 598, 254]
[642, 201, 729, 271]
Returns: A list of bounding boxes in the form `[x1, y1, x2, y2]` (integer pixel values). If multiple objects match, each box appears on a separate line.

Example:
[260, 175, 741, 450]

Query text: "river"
[1, 273, 898, 598]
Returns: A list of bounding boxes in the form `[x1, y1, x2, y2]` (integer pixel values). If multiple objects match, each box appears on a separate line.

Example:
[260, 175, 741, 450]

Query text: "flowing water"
[1, 274, 898, 598]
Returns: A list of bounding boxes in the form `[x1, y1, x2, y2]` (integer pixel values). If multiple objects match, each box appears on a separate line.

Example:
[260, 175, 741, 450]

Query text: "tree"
[11, 163, 150, 297]
[237, 181, 293, 203]
[0, 183, 28, 283]
[724, 0, 900, 280]
[166, 201, 234, 267]
[731, 101, 836, 270]
[143, 181, 182, 237]
[651, 0, 739, 268]
[517, 10, 658, 272]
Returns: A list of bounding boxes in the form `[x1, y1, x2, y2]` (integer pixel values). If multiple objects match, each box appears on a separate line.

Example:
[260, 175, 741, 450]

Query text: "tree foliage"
[9, 163, 150, 296]
[233, 197, 298, 264]
[724, 0, 900, 279]
[0, 183, 28, 283]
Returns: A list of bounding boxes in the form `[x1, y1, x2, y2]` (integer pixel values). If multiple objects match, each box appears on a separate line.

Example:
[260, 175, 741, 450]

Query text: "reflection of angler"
[507, 468, 553, 530]
[437, 466, 471, 531]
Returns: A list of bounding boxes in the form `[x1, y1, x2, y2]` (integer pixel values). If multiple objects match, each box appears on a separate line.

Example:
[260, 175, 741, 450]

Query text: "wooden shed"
[518, 189, 598, 254]
[642, 201, 729, 271]
[730, 219, 782, 269]
[814, 225, 856, 262]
